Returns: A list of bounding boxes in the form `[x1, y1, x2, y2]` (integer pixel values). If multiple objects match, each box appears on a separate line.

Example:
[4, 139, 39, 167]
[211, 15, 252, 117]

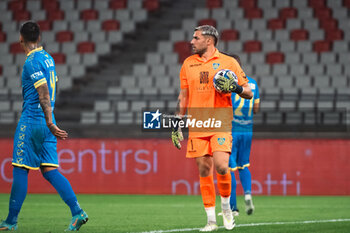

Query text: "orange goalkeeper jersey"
[179, 49, 248, 138]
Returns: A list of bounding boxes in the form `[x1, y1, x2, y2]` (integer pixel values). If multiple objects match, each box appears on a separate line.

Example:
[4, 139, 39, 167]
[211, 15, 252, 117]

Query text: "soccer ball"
[213, 69, 238, 93]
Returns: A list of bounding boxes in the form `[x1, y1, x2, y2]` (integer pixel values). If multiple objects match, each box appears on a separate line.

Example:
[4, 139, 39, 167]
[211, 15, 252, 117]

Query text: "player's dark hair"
[20, 21, 40, 43]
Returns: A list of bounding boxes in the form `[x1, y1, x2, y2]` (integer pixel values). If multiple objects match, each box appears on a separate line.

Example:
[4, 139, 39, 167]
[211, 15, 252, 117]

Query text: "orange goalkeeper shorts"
[186, 133, 232, 158]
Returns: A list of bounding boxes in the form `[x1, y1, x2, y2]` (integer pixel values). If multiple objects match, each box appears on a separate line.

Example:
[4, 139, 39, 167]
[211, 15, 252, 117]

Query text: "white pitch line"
[134, 219, 350, 233]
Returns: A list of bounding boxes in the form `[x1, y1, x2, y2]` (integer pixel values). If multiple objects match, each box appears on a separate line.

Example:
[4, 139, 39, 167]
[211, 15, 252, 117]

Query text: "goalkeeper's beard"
[192, 46, 207, 57]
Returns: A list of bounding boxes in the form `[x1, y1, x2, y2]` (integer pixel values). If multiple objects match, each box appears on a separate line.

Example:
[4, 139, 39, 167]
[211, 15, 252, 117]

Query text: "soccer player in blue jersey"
[0, 21, 88, 231]
[229, 54, 260, 216]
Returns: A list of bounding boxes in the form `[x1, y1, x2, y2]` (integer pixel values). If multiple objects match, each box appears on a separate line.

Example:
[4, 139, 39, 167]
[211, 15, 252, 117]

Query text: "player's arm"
[171, 88, 188, 150]
[238, 82, 253, 99]
[36, 83, 68, 139]
[176, 88, 189, 116]
[253, 99, 260, 114]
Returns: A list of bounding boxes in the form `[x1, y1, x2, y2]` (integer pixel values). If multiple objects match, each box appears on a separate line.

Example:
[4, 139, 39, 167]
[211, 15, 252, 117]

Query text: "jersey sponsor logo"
[213, 63, 220, 70]
[218, 137, 225, 145]
[199, 71, 209, 84]
[30, 71, 43, 80]
[190, 63, 202, 67]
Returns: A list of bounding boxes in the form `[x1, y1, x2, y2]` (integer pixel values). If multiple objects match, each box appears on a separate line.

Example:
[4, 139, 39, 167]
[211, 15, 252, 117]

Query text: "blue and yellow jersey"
[231, 76, 259, 131]
[21, 47, 57, 121]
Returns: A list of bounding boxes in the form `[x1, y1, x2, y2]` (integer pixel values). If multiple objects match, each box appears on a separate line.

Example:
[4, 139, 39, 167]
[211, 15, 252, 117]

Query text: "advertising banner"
[0, 139, 349, 195]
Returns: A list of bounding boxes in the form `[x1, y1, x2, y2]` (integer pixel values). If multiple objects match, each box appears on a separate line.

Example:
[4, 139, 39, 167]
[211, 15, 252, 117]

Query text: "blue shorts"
[12, 121, 58, 170]
[229, 131, 252, 171]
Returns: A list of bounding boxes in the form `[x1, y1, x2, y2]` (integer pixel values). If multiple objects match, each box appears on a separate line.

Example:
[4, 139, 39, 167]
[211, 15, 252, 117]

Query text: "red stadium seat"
[314, 8, 332, 19]
[309, 0, 326, 8]
[313, 40, 331, 53]
[42, 0, 60, 11]
[325, 29, 344, 41]
[221, 29, 239, 41]
[279, 7, 297, 20]
[198, 19, 217, 27]
[102, 20, 120, 31]
[56, 31, 74, 43]
[243, 40, 262, 53]
[10, 42, 23, 54]
[81, 9, 98, 21]
[47, 10, 64, 21]
[206, 0, 222, 8]
[174, 41, 191, 63]
[13, 11, 31, 21]
[51, 53, 66, 64]
[143, 0, 159, 11]
[8, 1, 25, 11]
[239, 0, 256, 8]
[245, 8, 263, 19]
[319, 18, 338, 31]
[37, 20, 52, 31]
[0, 32, 6, 42]
[268, 18, 285, 30]
[290, 29, 309, 41]
[344, 0, 350, 8]
[77, 42, 95, 53]
[266, 52, 285, 64]
[110, 0, 127, 9]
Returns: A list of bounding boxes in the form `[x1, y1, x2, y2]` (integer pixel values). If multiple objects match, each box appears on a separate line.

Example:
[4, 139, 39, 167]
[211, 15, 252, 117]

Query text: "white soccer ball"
[213, 69, 238, 93]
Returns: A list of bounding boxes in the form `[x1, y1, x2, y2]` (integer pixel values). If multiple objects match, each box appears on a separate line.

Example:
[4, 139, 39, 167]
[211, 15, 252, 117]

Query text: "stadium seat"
[266, 52, 284, 64]
[207, 0, 222, 8]
[37, 20, 52, 31]
[245, 8, 263, 19]
[325, 29, 344, 41]
[8, 1, 25, 11]
[77, 42, 95, 53]
[313, 40, 331, 52]
[220, 29, 238, 41]
[9, 42, 23, 54]
[47, 10, 64, 21]
[239, 0, 256, 9]
[314, 7, 333, 19]
[320, 18, 338, 31]
[198, 18, 217, 27]
[56, 31, 74, 43]
[243, 40, 262, 52]
[290, 29, 309, 41]
[42, 0, 60, 11]
[267, 18, 285, 30]
[102, 20, 120, 31]
[80, 9, 98, 21]
[173, 41, 191, 63]
[143, 0, 159, 11]
[0, 31, 6, 42]
[279, 7, 298, 19]
[309, 0, 326, 8]
[51, 53, 66, 64]
[13, 10, 31, 21]
[110, 0, 127, 9]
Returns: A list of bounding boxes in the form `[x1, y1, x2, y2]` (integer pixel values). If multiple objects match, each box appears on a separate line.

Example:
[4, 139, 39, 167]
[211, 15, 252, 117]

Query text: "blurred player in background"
[229, 54, 260, 216]
[171, 25, 252, 231]
[0, 21, 88, 231]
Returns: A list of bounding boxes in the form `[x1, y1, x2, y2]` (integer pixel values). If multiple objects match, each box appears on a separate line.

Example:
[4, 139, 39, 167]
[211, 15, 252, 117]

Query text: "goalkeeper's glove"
[171, 116, 183, 150]
[216, 72, 243, 94]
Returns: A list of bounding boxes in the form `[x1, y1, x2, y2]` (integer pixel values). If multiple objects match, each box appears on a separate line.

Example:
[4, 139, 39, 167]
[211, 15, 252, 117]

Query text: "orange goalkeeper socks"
[199, 175, 216, 208]
[216, 172, 231, 198]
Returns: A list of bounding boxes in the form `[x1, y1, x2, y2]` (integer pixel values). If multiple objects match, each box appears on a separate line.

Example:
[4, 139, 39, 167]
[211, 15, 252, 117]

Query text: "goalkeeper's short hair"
[195, 25, 219, 46]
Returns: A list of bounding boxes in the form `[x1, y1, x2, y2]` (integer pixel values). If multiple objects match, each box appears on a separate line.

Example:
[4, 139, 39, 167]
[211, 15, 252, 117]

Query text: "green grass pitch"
[0, 194, 349, 233]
